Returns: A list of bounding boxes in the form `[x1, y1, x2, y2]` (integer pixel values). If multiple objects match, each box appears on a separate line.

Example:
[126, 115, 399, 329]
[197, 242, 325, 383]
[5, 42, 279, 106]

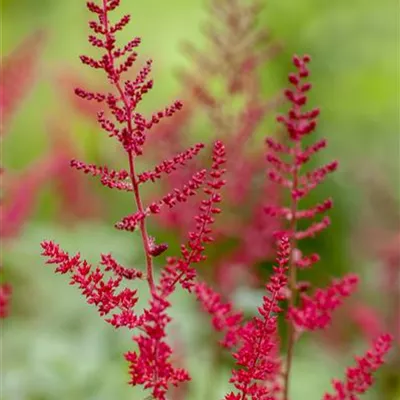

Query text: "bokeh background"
[1, 0, 399, 399]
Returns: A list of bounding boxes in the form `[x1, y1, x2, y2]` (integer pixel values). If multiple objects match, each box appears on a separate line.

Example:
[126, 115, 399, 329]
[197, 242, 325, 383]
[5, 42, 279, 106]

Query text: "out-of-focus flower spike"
[0, 157, 53, 239]
[0, 30, 46, 135]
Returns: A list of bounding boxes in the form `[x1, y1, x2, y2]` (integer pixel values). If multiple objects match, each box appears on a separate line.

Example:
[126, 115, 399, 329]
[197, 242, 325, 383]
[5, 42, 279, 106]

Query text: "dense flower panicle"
[265, 55, 337, 243]
[180, 0, 280, 105]
[226, 236, 290, 400]
[126, 292, 191, 400]
[194, 281, 243, 348]
[176, 0, 282, 213]
[41, 2, 230, 397]
[323, 334, 393, 400]
[264, 57, 341, 340]
[41, 240, 140, 329]
[77, 0, 181, 156]
[123, 141, 227, 398]
[263, 56, 370, 400]
[288, 274, 359, 331]
[160, 141, 227, 294]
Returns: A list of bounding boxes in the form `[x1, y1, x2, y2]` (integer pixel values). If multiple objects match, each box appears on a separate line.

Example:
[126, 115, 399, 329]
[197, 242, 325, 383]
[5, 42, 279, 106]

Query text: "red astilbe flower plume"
[125, 292, 191, 399]
[323, 333, 393, 400]
[263, 55, 367, 399]
[171, 0, 282, 212]
[149, 0, 283, 302]
[41, 1, 228, 397]
[123, 141, 227, 399]
[225, 235, 290, 400]
[71, 0, 208, 292]
[159, 140, 227, 294]
[265, 55, 340, 311]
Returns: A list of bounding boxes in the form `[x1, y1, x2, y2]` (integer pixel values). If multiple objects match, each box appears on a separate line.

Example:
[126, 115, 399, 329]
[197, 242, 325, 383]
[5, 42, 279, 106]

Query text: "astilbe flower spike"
[123, 141, 227, 398]
[41, 1, 228, 398]
[262, 55, 358, 399]
[73, 0, 198, 293]
[148, 0, 283, 302]
[323, 333, 393, 400]
[225, 235, 290, 400]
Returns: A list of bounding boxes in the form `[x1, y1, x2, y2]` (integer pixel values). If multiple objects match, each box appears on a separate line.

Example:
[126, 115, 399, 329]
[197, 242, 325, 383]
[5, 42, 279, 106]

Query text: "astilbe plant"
[146, 0, 282, 295]
[41, 0, 225, 398]
[40, 1, 394, 399]
[215, 55, 393, 399]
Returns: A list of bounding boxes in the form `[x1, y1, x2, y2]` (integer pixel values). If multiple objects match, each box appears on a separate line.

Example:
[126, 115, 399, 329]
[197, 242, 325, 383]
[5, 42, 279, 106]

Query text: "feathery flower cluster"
[225, 236, 290, 400]
[147, 0, 282, 300]
[263, 55, 361, 399]
[41, 241, 140, 328]
[123, 141, 227, 398]
[324, 333, 393, 399]
[40, 1, 228, 398]
[159, 140, 227, 294]
[220, 55, 391, 400]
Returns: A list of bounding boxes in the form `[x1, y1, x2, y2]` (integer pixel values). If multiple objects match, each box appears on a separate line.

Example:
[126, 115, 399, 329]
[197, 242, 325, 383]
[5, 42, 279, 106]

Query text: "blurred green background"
[1, 0, 399, 399]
